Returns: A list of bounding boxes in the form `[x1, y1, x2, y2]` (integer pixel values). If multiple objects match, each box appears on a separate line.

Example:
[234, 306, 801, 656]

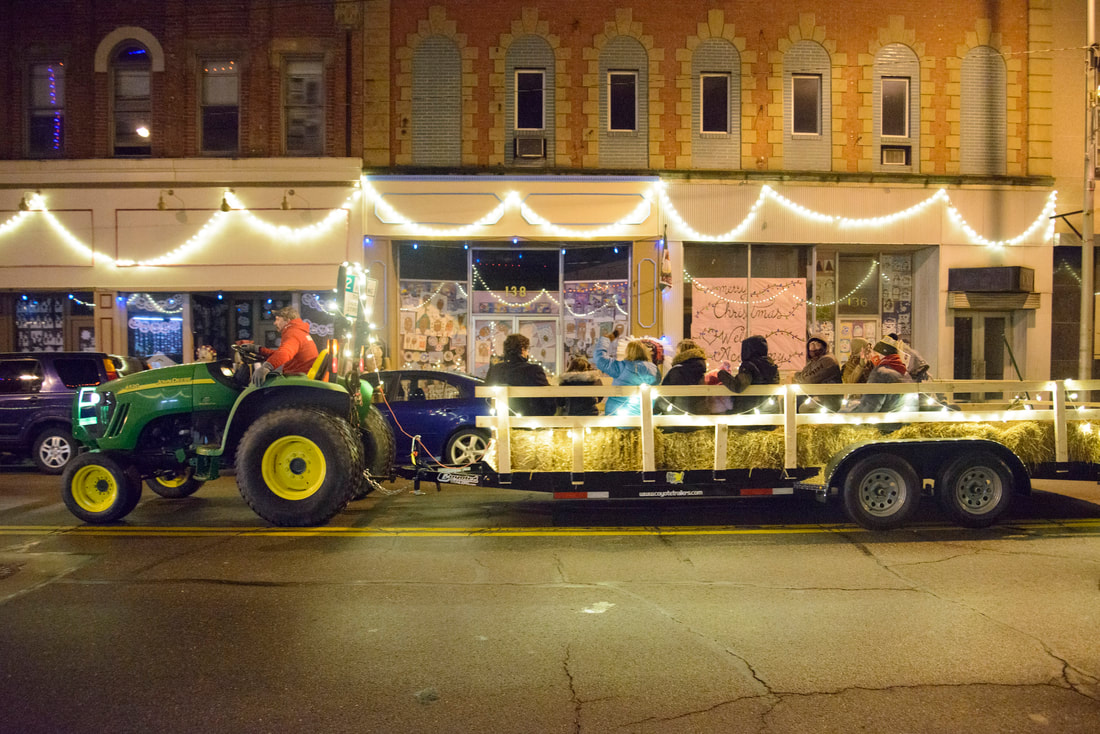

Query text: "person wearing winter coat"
[792, 335, 843, 412]
[659, 339, 709, 415]
[840, 339, 914, 413]
[592, 328, 659, 416]
[716, 335, 780, 413]
[557, 355, 602, 416]
[240, 306, 319, 386]
[842, 337, 874, 384]
[484, 333, 556, 416]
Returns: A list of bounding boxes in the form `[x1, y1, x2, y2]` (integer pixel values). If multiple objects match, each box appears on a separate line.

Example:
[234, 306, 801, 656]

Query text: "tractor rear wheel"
[351, 406, 396, 500]
[236, 408, 358, 526]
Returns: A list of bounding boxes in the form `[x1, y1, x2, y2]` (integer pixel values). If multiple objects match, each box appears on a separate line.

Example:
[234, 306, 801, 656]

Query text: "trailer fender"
[822, 438, 1031, 499]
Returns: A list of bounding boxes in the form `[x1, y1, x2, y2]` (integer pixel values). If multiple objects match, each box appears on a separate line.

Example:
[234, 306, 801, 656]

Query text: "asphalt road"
[0, 467, 1098, 733]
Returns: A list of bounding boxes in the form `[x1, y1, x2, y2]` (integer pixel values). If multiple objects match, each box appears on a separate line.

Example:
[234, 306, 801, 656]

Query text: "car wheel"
[444, 428, 490, 466]
[32, 427, 76, 475]
[62, 453, 142, 524]
[146, 465, 205, 499]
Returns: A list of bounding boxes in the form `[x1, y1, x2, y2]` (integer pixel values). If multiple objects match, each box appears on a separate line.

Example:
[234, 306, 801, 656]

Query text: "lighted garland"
[471, 265, 628, 317]
[685, 259, 880, 308]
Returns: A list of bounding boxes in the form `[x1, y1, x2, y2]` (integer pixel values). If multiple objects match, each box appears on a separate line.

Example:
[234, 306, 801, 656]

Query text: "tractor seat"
[306, 349, 330, 382]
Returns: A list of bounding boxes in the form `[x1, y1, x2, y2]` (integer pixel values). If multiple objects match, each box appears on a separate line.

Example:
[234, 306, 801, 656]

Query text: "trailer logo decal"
[438, 472, 480, 486]
[638, 490, 703, 497]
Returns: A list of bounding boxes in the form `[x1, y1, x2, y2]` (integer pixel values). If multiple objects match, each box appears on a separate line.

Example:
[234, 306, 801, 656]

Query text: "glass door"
[953, 312, 1018, 401]
[471, 316, 559, 378]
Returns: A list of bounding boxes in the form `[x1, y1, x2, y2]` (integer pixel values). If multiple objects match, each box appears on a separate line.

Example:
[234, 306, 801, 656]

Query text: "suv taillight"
[102, 358, 118, 382]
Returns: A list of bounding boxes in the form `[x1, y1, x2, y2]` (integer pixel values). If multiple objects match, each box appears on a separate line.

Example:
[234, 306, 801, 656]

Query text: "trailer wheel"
[237, 408, 357, 526]
[62, 453, 142, 524]
[146, 466, 205, 499]
[842, 454, 920, 530]
[351, 406, 395, 500]
[936, 451, 1013, 528]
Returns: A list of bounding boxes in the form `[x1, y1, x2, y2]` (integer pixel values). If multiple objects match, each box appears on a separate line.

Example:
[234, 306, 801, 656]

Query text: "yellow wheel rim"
[71, 465, 119, 513]
[156, 469, 191, 488]
[261, 435, 327, 501]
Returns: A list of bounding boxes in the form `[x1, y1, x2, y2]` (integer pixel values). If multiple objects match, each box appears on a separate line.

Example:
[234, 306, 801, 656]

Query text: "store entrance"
[953, 311, 1020, 401]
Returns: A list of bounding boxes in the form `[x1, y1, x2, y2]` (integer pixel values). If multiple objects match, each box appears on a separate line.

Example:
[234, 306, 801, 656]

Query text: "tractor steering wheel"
[232, 344, 264, 365]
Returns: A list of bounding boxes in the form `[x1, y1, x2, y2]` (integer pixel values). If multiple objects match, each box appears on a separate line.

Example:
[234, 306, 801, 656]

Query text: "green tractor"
[62, 264, 395, 527]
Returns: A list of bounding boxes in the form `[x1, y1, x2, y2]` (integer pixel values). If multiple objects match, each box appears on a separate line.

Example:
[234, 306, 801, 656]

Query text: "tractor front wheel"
[62, 453, 142, 524]
[146, 465, 205, 499]
[236, 408, 359, 526]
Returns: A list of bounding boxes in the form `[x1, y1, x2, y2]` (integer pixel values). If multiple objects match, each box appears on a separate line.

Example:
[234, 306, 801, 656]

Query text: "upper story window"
[201, 59, 239, 154]
[28, 61, 65, 156]
[700, 73, 729, 133]
[515, 70, 544, 131]
[285, 58, 324, 156]
[792, 74, 821, 135]
[881, 77, 909, 137]
[112, 44, 151, 156]
[608, 71, 637, 131]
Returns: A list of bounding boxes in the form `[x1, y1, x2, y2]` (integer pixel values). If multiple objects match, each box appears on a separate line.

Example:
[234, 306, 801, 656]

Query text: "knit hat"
[849, 337, 868, 355]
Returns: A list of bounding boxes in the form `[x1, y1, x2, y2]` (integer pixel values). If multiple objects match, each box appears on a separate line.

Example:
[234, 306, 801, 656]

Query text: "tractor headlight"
[77, 387, 101, 426]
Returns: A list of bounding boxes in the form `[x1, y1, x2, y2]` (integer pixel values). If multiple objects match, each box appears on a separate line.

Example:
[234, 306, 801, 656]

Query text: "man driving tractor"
[240, 305, 319, 386]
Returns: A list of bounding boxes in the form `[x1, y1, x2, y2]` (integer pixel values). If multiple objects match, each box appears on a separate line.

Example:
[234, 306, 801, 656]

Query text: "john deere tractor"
[62, 264, 394, 527]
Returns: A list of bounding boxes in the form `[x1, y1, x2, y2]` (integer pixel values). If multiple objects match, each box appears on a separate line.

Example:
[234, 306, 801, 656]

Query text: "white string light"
[684, 259, 880, 308]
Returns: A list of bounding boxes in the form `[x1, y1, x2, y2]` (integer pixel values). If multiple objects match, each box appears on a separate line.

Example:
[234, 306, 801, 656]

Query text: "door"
[471, 316, 559, 378]
[953, 312, 1017, 401]
[0, 358, 45, 444]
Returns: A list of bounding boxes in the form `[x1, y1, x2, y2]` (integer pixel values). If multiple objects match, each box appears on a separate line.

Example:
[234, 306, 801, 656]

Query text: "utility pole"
[1080, 0, 1097, 380]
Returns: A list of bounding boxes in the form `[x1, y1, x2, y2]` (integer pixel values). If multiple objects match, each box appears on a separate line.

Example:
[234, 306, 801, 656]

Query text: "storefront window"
[562, 246, 629, 362]
[398, 243, 470, 372]
[124, 293, 185, 365]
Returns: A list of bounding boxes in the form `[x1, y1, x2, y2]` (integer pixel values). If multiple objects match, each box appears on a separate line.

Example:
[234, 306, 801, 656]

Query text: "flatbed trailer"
[393, 378, 1100, 530]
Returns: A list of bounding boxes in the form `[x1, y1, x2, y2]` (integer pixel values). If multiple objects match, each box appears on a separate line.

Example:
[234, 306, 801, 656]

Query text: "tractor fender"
[823, 438, 1031, 498]
[215, 379, 354, 461]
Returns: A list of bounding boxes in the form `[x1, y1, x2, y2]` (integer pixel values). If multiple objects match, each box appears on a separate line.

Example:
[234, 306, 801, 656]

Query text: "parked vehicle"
[363, 369, 491, 466]
[0, 352, 119, 474]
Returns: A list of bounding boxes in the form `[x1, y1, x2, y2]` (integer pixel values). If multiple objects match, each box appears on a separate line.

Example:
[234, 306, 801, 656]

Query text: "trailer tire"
[351, 406, 395, 500]
[146, 466, 205, 499]
[842, 454, 920, 530]
[62, 453, 143, 524]
[237, 408, 357, 526]
[936, 451, 1013, 528]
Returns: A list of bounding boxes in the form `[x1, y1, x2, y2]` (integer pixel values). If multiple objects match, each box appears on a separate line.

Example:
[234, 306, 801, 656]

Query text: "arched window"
[412, 35, 461, 167]
[873, 43, 920, 172]
[112, 43, 152, 156]
[599, 36, 648, 168]
[783, 40, 831, 171]
[506, 35, 555, 165]
[961, 46, 1006, 175]
[692, 38, 740, 169]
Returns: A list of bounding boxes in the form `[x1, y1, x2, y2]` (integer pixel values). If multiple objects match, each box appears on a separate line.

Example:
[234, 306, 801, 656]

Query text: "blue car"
[363, 369, 492, 467]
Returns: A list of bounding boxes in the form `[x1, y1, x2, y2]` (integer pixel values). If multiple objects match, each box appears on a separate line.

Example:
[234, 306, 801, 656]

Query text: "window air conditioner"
[881, 145, 910, 166]
[514, 137, 545, 159]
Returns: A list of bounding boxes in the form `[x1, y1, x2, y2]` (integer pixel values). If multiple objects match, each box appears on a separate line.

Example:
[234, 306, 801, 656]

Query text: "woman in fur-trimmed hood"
[557, 355, 603, 416]
[659, 339, 709, 415]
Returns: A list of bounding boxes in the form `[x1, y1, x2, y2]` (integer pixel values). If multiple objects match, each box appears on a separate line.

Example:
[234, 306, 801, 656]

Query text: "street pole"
[1080, 0, 1097, 380]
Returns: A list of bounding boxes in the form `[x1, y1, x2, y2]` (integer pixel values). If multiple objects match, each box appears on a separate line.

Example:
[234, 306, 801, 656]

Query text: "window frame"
[111, 43, 152, 157]
[791, 73, 821, 136]
[607, 70, 638, 132]
[699, 72, 730, 134]
[283, 56, 325, 156]
[880, 76, 910, 138]
[514, 69, 545, 132]
[27, 61, 66, 157]
[199, 57, 240, 155]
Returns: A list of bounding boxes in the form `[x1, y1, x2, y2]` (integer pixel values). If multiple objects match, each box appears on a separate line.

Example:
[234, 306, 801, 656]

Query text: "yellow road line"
[0, 519, 1098, 538]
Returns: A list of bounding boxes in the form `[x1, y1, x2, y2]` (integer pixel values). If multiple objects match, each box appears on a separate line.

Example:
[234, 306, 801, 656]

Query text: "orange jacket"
[259, 318, 319, 375]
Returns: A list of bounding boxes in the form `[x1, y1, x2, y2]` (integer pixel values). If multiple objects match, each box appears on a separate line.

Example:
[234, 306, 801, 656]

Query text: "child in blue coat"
[592, 328, 659, 416]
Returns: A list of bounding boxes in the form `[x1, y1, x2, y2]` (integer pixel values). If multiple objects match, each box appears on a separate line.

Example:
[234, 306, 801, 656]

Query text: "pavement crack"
[618, 694, 776, 731]
[656, 532, 696, 568]
[553, 553, 567, 583]
[563, 644, 581, 734]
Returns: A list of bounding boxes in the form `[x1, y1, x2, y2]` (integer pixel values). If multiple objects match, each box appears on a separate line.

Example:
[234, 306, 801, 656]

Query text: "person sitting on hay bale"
[840, 338, 914, 414]
[659, 338, 710, 416]
[793, 334, 843, 413]
[716, 335, 781, 414]
[842, 337, 874, 384]
[485, 333, 556, 417]
[593, 327, 659, 416]
[557, 355, 603, 416]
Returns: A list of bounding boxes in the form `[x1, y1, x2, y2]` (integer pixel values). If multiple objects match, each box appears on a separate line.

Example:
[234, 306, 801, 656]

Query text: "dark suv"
[0, 352, 120, 473]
